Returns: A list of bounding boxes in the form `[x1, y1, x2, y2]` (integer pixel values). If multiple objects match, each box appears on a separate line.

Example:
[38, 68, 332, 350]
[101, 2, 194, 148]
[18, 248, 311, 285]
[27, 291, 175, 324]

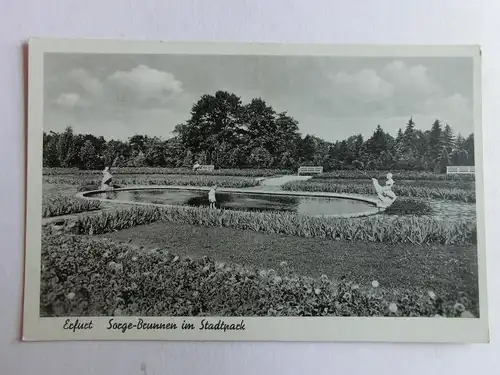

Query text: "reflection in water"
[92, 189, 375, 216]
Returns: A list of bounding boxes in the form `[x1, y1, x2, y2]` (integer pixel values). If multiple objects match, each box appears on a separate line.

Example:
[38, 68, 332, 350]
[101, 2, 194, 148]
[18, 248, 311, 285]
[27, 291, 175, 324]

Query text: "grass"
[40, 228, 478, 317]
[101, 221, 479, 305]
[43, 167, 292, 177]
[62, 205, 476, 245]
[282, 180, 476, 203]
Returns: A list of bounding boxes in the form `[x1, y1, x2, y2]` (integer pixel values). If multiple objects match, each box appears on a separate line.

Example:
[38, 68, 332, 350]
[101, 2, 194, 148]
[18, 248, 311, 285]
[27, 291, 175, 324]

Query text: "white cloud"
[53, 65, 184, 110]
[54, 93, 88, 109]
[382, 60, 440, 97]
[324, 60, 471, 120]
[329, 69, 394, 103]
[105, 65, 183, 105]
[67, 68, 104, 97]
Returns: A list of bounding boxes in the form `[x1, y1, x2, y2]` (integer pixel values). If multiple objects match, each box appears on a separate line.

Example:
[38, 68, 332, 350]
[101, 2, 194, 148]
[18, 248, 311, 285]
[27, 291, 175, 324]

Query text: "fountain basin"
[76, 186, 382, 218]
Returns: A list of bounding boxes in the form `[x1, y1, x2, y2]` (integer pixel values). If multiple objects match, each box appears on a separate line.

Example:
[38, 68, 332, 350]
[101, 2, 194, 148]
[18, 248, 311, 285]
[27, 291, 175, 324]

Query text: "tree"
[103, 140, 130, 167]
[57, 126, 77, 167]
[402, 117, 417, 154]
[428, 119, 443, 163]
[437, 148, 451, 173]
[442, 124, 455, 154]
[242, 98, 276, 149]
[79, 140, 98, 170]
[248, 147, 273, 168]
[272, 112, 301, 163]
[451, 148, 468, 165]
[43, 132, 61, 167]
[365, 125, 390, 157]
[279, 151, 297, 169]
[463, 134, 475, 165]
[129, 135, 149, 155]
[182, 151, 194, 168]
[131, 151, 147, 167]
[174, 91, 244, 161]
[297, 135, 317, 164]
[144, 137, 166, 167]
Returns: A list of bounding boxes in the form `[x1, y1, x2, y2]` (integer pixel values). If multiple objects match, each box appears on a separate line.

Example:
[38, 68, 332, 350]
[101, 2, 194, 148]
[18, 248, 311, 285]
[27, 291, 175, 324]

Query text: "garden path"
[250, 175, 313, 191]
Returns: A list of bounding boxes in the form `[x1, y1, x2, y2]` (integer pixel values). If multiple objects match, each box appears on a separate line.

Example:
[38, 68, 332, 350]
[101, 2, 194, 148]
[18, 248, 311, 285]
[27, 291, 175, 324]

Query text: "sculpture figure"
[372, 172, 397, 208]
[100, 166, 114, 191]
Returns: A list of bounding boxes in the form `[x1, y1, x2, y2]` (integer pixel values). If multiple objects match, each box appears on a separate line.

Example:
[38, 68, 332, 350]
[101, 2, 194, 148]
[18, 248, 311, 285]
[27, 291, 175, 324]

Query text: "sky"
[43, 53, 475, 143]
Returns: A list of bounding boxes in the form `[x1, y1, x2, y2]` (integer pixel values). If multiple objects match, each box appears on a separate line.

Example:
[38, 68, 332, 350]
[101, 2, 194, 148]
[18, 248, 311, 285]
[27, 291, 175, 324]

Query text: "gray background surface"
[1, 0, 498, 374]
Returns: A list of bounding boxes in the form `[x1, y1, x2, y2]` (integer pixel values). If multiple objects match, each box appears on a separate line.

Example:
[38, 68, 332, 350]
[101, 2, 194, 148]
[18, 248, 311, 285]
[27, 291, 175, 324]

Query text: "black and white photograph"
[23, 39, 489, 342]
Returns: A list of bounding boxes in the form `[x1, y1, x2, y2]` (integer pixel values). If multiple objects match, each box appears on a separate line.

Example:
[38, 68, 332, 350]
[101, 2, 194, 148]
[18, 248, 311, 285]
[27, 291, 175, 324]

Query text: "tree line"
[43, 90, 475, 172]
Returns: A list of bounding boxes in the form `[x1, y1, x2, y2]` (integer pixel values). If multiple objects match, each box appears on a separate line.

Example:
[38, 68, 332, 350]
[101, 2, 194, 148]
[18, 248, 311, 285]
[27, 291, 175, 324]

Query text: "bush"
[44, 176, 261, 189]
[314, 170, 475, 181]
[40, 231, 477, 317]
[281, 181, 476, 203]
[42, 196, 101, 218]
[384, 198, 433, 216]
[43, 167, 291, 177]
[64, 205, 476, 245]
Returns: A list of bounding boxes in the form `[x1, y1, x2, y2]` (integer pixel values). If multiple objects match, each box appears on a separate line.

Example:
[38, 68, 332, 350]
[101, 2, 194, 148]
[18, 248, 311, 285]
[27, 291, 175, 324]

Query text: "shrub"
[44, 176, 261, 189]
[43, 167, 291, 177]
[384, 198, 433, 216]
[42, 196, 101, 218]
[39, 231, 477, 317]
[313, 170, 475, 181]
[281, 181, 476, 203]
[64, 205, 476, 245]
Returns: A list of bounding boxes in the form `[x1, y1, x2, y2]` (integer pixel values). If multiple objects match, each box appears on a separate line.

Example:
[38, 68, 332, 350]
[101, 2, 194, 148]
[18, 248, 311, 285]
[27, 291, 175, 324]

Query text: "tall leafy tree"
[43, 132, 61, 167]
[57, 126, 77, 167]
[174, 91, 244, 162]
[79, 140, 98, 170]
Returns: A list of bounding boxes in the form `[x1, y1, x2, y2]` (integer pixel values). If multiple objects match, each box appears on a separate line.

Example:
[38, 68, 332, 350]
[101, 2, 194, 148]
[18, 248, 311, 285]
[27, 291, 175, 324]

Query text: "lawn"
[99, 221, 478, 305]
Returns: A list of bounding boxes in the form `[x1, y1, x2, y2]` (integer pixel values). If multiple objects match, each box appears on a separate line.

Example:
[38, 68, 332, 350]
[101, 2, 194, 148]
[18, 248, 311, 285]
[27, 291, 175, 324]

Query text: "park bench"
[197, 164, 215, 172]
[297, 166, 323, 175]
[446, 166, 475, 175]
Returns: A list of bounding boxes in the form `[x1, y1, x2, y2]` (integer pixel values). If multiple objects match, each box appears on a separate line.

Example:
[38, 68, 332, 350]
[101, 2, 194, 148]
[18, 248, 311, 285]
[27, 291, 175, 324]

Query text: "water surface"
[94, 189, 376, 217]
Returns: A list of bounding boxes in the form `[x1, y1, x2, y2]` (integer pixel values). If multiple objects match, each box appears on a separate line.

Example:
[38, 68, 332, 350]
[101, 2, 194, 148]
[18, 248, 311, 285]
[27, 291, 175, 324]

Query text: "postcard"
[23, 38, 489, 342]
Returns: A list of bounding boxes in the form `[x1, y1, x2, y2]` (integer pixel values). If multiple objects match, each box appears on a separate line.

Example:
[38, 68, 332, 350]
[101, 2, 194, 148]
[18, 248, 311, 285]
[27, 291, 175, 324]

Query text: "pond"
[89, 188, 378, 217]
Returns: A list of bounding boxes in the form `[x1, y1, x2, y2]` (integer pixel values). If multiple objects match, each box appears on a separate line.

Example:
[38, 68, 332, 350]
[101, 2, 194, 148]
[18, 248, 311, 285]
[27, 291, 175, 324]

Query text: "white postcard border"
[23, 38, 490, 343]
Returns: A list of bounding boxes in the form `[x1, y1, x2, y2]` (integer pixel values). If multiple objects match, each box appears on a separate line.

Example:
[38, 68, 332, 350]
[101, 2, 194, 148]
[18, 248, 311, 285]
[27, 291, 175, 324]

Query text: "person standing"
[208, 185, 217, 209]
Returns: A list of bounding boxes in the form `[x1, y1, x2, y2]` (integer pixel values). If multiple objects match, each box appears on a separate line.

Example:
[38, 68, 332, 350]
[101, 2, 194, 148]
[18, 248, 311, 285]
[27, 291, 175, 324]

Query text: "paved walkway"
[249, 175, 313, 191]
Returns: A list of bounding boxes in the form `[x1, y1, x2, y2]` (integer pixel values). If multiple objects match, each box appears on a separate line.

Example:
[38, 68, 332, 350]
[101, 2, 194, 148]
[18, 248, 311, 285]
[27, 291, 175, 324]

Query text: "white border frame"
[23, 38, 489, 343]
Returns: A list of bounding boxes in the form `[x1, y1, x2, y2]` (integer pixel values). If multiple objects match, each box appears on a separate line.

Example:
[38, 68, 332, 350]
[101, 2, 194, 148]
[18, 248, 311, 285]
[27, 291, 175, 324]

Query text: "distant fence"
[446, 166, 475, 175]
[298, 166, 323, 175]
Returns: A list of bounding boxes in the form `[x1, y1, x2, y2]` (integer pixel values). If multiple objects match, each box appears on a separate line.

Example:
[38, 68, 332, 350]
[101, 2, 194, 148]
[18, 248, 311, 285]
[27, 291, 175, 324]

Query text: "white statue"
[100, 166, 114, 191]
[372, 172, 397, 208]
[193, 161, 201, 172]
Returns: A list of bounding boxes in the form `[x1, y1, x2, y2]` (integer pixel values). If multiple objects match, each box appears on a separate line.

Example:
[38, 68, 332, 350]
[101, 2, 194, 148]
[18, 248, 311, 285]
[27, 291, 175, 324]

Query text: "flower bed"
[43, 167, 291, 177]
[40, 231, 476, 317]
[383, 198, 433, 216]
[282, 180, 475, 203]
[64, 205, 476, 245]
[44, 176, 261, 189]
[313, 170, 475, 181]
[42, 196, 101, 218]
